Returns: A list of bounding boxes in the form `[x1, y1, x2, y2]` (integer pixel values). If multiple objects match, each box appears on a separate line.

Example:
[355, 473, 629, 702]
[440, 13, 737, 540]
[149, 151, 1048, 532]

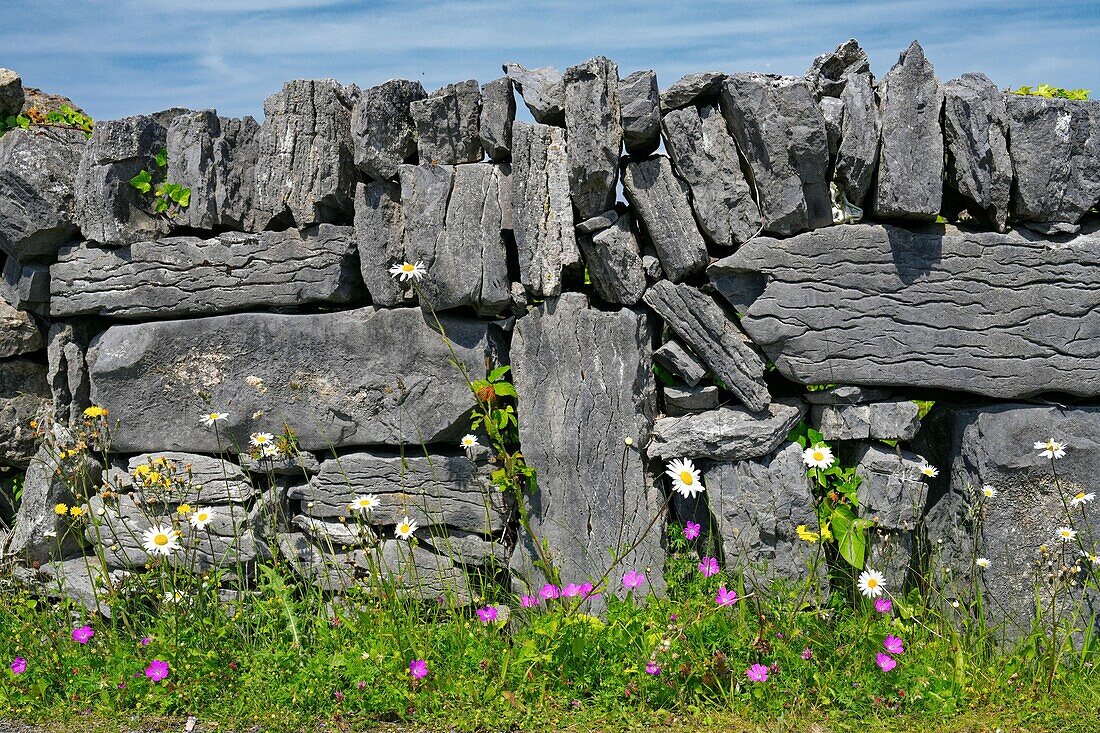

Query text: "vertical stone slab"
[872, 42, 944, 220]
[352, 79, 426, 180]
[563, 56, 622, 220]
[510, 121, 578, 296]
[253, 79, 357, 227]
[479, 77, 515, 163]
[620, 156, 709, 281]
[661, 104, 759, 248]
[510, 293, 664, 593]
[943, 73, 1012, 231]
[354, 179, 407, 307]
[410, 81, 483, 165]
[719, 73, 832, 235]
[618, 69, 660, 158]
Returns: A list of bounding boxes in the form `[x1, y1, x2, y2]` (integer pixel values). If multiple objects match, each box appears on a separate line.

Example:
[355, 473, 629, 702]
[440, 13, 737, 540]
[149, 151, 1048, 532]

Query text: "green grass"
[2, 540, 1097, 733]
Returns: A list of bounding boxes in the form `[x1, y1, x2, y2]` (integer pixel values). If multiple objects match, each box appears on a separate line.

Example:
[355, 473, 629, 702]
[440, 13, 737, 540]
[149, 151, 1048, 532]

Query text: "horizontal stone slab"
[50, 225, 362, 318]
[289, 451, 509, 534]
[647, 400, 805, 461]
[710, 223, 1100, 399]
[87, 307, 502, 452]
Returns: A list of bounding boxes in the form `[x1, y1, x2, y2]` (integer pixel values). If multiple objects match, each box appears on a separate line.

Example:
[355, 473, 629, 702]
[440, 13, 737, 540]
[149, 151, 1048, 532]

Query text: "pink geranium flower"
[715, 586, 738, 606]
[746, 663, 769, 682]
[10, 657, 26, 675]
[409, 659, 428, 679]
[876, 652, 897, 672]
[476, 606, 498, 624]
[145, 659, 169, 682]
[698, 557, 719, 577]
[72, 626, 94, 645]
[622, 570, 646, 590]
[645, 661, 661, 676]
[801, 647, 813, 660]
[684, 521, 701, 540]
[520, 595, 539, 608]
[875, 597, 893, 614]
[883, 635, 904, 655]
[563, 583, 582, 598]
[538, 583, 560, 600]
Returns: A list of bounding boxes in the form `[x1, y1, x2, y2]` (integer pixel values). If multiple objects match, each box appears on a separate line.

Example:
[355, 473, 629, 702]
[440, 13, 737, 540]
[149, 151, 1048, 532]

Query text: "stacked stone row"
[0, 40, 1099, 632]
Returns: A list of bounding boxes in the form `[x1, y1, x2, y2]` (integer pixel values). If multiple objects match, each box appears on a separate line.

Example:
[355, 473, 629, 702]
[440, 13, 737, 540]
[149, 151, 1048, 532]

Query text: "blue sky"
[1, 0, 1098, 121]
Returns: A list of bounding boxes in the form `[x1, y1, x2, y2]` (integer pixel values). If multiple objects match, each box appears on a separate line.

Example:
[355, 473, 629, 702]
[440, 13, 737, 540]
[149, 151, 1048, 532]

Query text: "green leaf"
[491, 382, 517, 399]
[487, 365, 511, 382]
[154, 198, 169, 214]
[155, 147, 168, 167]
[831, 507, 873, 570]
[177, 188, 191, 207]
[129, 169, 153, 194]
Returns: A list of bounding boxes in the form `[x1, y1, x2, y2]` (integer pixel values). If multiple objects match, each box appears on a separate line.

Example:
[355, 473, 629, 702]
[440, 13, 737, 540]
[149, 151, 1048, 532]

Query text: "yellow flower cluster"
[53, 503, 84, 518]
[133, 456, 177, 489]
[83, 405, 109, 419]
[796, 523, 833, 543]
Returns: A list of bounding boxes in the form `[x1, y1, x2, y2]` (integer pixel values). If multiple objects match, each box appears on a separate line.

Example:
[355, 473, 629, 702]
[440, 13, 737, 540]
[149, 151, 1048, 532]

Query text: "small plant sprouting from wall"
[1, 104, 95, 137]
[1012, 84, 1090, 100]
[129, 147, 191, 216]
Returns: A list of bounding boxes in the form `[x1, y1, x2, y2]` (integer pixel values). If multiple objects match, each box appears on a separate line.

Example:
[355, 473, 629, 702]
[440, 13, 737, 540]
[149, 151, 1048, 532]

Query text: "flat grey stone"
[292, 514, 375, 548]
[253, 79, 357, 227]
[410, 80, 483, 165]
[564, 56, 622, 220]
[166, 110, 260, 231]
[661, 104, 759, 248]
[416, 529, 509, 569]
[73, 113, 176, 245]
[648, 400, 804, 461]
[872, 42, 944, 220]
[352, 79, 426, 180]
[641, 254, 663, 281]
[1007, 95, 1100, 225]
[923, 404, 1100, 638]
[46, 321, 92, 426]
[719, 73, 831, 235]
[106, 451, 257, 503]
[503, 62, 565, 125]
[0, 291, 43, 358]
[577, 213, 646, 306]
[660, 71, 726, 111]
[711, 223, 1100, 399]
[86, 306, 502, 452]
[813, 400, 920, 441]
[0, 68, 22, 118]
[0, 127, 85, 260]
[7, 424, 100, 560]
[677, 442, 822, 589]
[575, 210, 618, 234]
[663, 385, 719, 416]
[510, 293, 664, 595]
[943, 74, 1012, 231]
[803, 385, 891, 405]
[510, 121, 579, 296]
[1, 259, 49, 316]
[21, 557, 120, 617]
[372, 539, 472, 604]
[50, 225, 362, 318]
[1022, 220, 1081, 236]
[238, 450, 320, 476]
[621, 156, 709, 281]
[653, 340, 708, 387]
[642, 280, 770, 412]
[0, 358, 50, 467]
[618, 70, 660, 157]
[290, 451, 508, 534]
[854, 443, 928, 531]
[479, 76, 514, 162]
[805, 39, 871, 99]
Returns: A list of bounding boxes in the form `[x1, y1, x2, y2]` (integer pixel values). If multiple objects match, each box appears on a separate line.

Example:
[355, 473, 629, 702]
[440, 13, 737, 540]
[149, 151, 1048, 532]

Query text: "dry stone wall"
[1, 40, 1099, 630]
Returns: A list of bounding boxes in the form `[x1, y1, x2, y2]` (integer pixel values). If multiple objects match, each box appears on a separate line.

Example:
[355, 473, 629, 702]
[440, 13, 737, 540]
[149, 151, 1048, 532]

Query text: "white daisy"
[981, 485, 998, 499]
[395, 515, 418, 539]
[349, 495, 380, 514]
[201, 412, 228, 427]
[857, 568, 886, 598]
[919, 464, 939, 478]
[1084, 552, 1100, 566]
[389, 261, 427, 282]
[259, 443, 283, 459]
[249, 432, 275, 448]
[163, 590, 185, 604]
[664, 458, 703, 499]
[460, 434, 480, 449]
[1069, 491, 1095, 508]
[189, 507, 215, 531]
[802, 443, 835, 470]
[1034, 439, 1066, 460]
[1056, 526, 1077, 543]
[142, 525, 181, 556]
[975, 557, 991, 569]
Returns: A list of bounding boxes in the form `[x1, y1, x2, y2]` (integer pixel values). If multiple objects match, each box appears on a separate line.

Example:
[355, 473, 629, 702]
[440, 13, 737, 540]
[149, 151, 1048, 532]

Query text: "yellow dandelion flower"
[820, 523, 833, 541]
[176, 504, 193, 516]
[796, 524, 820, 543]
[54, 503, 69, 516]
[83, 405, 109, 419]
[69, 506, 84, 517]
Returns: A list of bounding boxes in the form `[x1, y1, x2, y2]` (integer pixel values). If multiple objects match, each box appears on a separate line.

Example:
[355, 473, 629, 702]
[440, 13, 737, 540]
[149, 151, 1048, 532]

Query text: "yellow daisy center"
[812, 451, 825, 461]
[1075, 492, 1086, 500]
[154, 534, 169, 546]
[401, 263, 415, 272]
[398, 523, 411, 533]
[867, 578, 878, 588]
[679, 471, 694, 485]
